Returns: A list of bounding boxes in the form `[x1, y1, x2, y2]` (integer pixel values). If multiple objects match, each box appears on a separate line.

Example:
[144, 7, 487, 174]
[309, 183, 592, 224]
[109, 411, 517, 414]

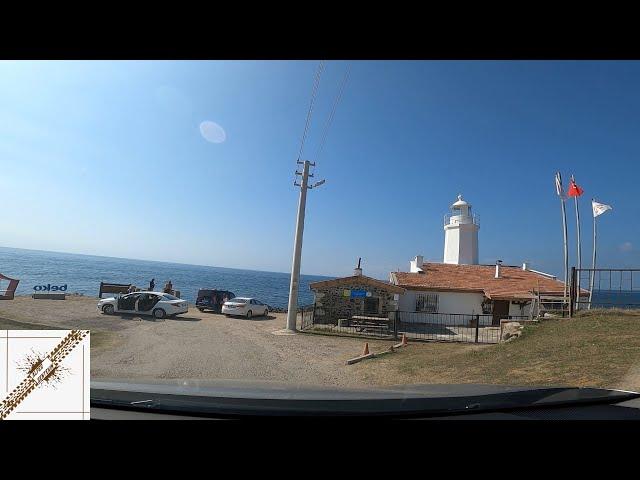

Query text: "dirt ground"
[2, 296, 638, 391]
[0, 295, 401, 387]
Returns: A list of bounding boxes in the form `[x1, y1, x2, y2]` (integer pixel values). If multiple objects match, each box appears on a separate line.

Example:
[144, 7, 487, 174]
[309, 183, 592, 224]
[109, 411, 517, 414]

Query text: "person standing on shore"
[164, 280, 173, 294]
[149, 278, 155, 291]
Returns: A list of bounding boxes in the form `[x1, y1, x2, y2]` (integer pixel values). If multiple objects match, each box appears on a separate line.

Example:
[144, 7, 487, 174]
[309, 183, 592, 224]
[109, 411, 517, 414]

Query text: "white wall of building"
[399, 289, 484, 314]
[398, 289, 531, 325]
[399, 289, 487, 325]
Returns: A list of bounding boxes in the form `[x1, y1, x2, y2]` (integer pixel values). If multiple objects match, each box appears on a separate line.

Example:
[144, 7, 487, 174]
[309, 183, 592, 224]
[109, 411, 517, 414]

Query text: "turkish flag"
[567, 177, 584, 197]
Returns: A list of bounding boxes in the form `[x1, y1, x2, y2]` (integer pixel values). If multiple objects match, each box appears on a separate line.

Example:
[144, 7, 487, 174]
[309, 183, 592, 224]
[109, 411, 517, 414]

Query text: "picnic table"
[348, 315, 392, 334]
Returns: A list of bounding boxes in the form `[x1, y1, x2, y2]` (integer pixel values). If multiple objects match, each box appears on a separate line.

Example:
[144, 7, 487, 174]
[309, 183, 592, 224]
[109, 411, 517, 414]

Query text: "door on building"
[492, 300, 510, 326]
[363, 297, 380, 315]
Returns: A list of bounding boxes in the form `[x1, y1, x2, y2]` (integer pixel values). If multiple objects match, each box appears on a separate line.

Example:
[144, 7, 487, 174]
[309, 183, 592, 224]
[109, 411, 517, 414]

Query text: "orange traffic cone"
[362, 342, 370, 356]
[401, 334, 408, 346]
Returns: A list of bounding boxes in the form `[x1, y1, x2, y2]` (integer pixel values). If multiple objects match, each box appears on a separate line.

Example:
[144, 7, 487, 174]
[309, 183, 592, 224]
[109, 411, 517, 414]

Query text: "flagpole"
[573, 188, 582, 303]
[588, 199, 597, 309]
[560, 196, 569, 303]
[555, 172, 569, 304]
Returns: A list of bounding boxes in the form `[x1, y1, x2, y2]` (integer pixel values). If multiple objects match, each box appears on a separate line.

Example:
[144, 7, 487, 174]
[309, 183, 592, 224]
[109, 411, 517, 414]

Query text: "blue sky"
[0, 60, 637, 279]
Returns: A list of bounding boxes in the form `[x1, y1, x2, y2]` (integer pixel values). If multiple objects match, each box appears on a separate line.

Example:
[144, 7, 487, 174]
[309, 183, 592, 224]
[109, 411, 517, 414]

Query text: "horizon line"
[0, 244, 335, 280]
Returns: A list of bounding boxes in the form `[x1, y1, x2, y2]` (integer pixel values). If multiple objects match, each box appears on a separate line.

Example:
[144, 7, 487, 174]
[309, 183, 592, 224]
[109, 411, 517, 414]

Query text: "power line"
[297, 60, 325, 161]
[316, 62, 351, 161]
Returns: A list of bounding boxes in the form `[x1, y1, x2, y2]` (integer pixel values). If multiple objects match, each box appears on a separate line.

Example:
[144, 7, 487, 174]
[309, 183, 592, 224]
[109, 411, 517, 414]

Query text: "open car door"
[137, 293, 162, 312]
[117, 293, 140, 312]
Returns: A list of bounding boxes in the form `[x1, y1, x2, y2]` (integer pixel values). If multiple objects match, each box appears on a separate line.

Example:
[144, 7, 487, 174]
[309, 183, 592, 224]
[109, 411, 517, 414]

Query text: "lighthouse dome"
[451, 194, 470, 208]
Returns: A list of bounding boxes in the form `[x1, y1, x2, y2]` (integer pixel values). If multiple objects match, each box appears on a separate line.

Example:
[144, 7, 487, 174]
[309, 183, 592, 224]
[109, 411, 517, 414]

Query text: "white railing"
[444, 213, 480, 227]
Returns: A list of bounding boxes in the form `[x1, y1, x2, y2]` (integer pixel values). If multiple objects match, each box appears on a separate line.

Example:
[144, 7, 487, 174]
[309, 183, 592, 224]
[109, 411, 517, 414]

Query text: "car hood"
[90, 378, 640, 417]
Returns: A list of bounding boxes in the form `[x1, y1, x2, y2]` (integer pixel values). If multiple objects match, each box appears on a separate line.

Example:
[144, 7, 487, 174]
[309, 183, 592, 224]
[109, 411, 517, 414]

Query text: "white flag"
[592, 200, 612, 218]
[555, 172, 565, 198]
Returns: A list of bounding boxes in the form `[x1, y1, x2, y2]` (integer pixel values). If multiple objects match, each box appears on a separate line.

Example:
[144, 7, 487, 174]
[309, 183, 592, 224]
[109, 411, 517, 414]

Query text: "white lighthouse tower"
[443, 194, 479, 265]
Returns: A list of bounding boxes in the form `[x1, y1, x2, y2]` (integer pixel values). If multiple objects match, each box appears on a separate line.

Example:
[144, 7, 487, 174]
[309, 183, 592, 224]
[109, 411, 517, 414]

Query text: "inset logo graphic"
[17, 349, 72, 388]
[1, 330, 90, 420]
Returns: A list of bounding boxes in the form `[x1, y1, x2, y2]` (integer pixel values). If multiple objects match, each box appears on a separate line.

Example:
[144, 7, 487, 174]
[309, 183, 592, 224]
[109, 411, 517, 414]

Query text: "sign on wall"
[342, 289, 373, 298]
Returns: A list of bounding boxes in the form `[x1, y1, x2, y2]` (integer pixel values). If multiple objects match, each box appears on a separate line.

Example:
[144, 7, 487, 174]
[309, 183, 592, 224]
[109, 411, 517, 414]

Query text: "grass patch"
[353, 311, 640, 391]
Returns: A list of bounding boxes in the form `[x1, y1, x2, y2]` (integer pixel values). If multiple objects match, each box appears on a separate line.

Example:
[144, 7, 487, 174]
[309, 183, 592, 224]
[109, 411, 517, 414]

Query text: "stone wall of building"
[311, 280, 399, 320]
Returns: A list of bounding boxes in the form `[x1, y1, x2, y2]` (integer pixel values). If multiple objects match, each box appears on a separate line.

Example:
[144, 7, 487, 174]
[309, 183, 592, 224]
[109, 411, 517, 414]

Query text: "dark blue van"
[196, 289, 235, 313]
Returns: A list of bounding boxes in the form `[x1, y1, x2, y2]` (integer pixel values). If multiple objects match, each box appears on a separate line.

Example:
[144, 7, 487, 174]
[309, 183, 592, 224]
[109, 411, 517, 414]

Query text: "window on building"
[416, 293, 438, 313]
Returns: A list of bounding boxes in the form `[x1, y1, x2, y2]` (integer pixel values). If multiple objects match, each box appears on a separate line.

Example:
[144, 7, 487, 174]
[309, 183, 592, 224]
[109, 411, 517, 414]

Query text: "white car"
[221, 297, 269, 318]
[98, 291, 189, 319]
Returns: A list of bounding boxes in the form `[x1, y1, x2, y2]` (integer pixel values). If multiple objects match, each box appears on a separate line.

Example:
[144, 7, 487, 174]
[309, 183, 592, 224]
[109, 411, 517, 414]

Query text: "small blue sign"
[350, 289, 367, 298]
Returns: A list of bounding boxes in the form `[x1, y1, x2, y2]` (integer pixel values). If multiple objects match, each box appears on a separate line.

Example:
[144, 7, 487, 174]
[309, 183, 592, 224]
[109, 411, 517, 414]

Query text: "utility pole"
[283, 159, 325, 332]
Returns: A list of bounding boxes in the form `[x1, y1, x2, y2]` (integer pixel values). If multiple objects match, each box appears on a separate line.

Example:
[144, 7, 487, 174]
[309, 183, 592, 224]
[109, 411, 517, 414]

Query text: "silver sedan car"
[221, 297, 268, 318]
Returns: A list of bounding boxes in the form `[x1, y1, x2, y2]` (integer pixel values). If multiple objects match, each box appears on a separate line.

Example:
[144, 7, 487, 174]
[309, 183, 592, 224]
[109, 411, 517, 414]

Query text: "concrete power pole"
[283, 160, 325, 332]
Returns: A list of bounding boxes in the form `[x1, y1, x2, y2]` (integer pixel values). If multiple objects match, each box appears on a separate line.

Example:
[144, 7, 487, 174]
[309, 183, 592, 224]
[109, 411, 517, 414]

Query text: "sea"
[2, 246, 639, 310]
[582, 291, 640, 309]
[0, 246, 333, 308]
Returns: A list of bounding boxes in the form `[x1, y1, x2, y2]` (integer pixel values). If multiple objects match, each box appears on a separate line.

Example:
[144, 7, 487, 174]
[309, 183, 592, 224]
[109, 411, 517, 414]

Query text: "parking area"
[0, 296, 406, 387]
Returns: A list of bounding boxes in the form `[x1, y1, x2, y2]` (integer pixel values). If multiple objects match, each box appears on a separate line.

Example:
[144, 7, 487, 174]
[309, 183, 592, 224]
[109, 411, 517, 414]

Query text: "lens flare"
[199, 121, 226, 143]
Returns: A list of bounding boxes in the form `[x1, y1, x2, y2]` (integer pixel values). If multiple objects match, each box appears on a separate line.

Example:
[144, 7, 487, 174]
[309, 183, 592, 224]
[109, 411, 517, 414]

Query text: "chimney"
[522, 261, 529, 271]
[354, 257, 363, 276]
[409, 255, 424, 273]
[495, 260, 502, 279]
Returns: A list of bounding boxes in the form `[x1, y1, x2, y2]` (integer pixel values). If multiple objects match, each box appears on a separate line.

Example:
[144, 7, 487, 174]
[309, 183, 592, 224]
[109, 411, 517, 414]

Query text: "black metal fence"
[570, 267, 640, 315]
[299, 305, 315, 330]
[398, 312, 501, 344]
[299, 306, 528, 344]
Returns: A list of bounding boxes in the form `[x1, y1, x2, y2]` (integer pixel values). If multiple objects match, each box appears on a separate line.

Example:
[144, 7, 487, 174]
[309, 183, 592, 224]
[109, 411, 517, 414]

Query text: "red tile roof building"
[390, 262, 569, 301]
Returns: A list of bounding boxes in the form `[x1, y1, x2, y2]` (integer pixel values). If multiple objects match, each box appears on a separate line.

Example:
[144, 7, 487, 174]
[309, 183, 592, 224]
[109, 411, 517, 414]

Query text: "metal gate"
[570, 267, 640, 315]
